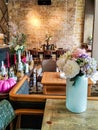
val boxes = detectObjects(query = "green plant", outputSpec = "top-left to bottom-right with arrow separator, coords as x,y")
10,33 -> 26,53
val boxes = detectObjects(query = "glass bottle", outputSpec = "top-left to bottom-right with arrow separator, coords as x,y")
17,50 -> 23,71
1,61 -> 6,76
33,68 -> 38,92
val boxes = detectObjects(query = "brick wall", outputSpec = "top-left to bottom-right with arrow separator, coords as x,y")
74,0 -> 85,47
8,0 -> 85,50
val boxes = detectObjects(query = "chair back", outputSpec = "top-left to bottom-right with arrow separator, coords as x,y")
42,59 -> 56,72
29,49 -> 39,58
0,99 -> 15,129
43,50 -> 52,59
56,49 -> 66,59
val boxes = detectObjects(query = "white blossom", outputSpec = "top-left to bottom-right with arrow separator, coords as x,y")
63,60 -> 80,78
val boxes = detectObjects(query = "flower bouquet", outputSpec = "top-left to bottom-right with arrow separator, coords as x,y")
57,48 -> 97,82
9,33 -> 26,53
8,22 -> 27,54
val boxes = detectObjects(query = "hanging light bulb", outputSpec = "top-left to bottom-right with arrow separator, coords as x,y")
5,0 -> 8,4
5,0 -> 15,5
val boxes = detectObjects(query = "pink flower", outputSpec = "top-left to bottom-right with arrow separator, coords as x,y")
72,48 -> 86,58
22,57 -> 26,63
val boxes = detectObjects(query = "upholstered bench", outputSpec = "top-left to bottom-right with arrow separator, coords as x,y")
0,99 -> 41,130
9,75 -> 45,129
10,75 -> 45,109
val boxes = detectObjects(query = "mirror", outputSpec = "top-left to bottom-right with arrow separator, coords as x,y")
83,0 -> 94,52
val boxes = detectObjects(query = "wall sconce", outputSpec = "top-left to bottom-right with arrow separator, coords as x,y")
5,0 -> 15,6
38,0 -> 51,5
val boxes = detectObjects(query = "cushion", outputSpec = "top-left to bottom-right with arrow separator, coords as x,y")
0,99 -> 15,129
16,80 -> 29,94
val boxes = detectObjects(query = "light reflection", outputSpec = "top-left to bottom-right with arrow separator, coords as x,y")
26,11 -> 41,28
29,16 -> 40,27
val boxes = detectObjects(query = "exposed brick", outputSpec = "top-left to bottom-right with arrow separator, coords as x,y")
8,0 -> 85,50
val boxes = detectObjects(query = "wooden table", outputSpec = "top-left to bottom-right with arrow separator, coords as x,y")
41,72 -> 66,95
38,50 -> 56,54
41,99 -> 98,130
41,72 -> 93,96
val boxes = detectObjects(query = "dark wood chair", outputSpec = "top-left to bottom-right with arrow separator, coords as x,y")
43,50 -> 52,59
29,49 -> 40,65
56,49 -> 66,59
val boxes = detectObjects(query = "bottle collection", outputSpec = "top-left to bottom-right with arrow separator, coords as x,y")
0,50 -> 43,94
0,50 -> 34,81
29,67 -> 43,94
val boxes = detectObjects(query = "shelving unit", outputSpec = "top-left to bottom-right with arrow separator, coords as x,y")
0,47 -> 9,67
0,0 -> 9,43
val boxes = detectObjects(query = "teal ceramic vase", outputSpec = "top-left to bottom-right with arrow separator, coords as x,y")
66,75 -> 88,113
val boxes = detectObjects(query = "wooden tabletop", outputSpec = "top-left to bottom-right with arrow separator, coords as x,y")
41,72 -> 66,95
41,72 -> 93,85
41,72 -> 66,85
41,99 -> 98,130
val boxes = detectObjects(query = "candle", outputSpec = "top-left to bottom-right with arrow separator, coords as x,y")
14,54 -> 17,64
25,63 -> 29,74
0,33 -> 4,44
7,52 -> 10,68
18,50 -> 23,71
18,50 -> 21,63
0,33 -> 4,39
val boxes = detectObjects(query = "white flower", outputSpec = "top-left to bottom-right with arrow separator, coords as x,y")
56,51 -> 71,71
63,60 -> 80,78
20,45 -> 24,49
15,45 -> 20,51
56,58 -> 66,71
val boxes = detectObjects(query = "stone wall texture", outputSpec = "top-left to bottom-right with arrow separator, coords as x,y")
8,0 -> 85,50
